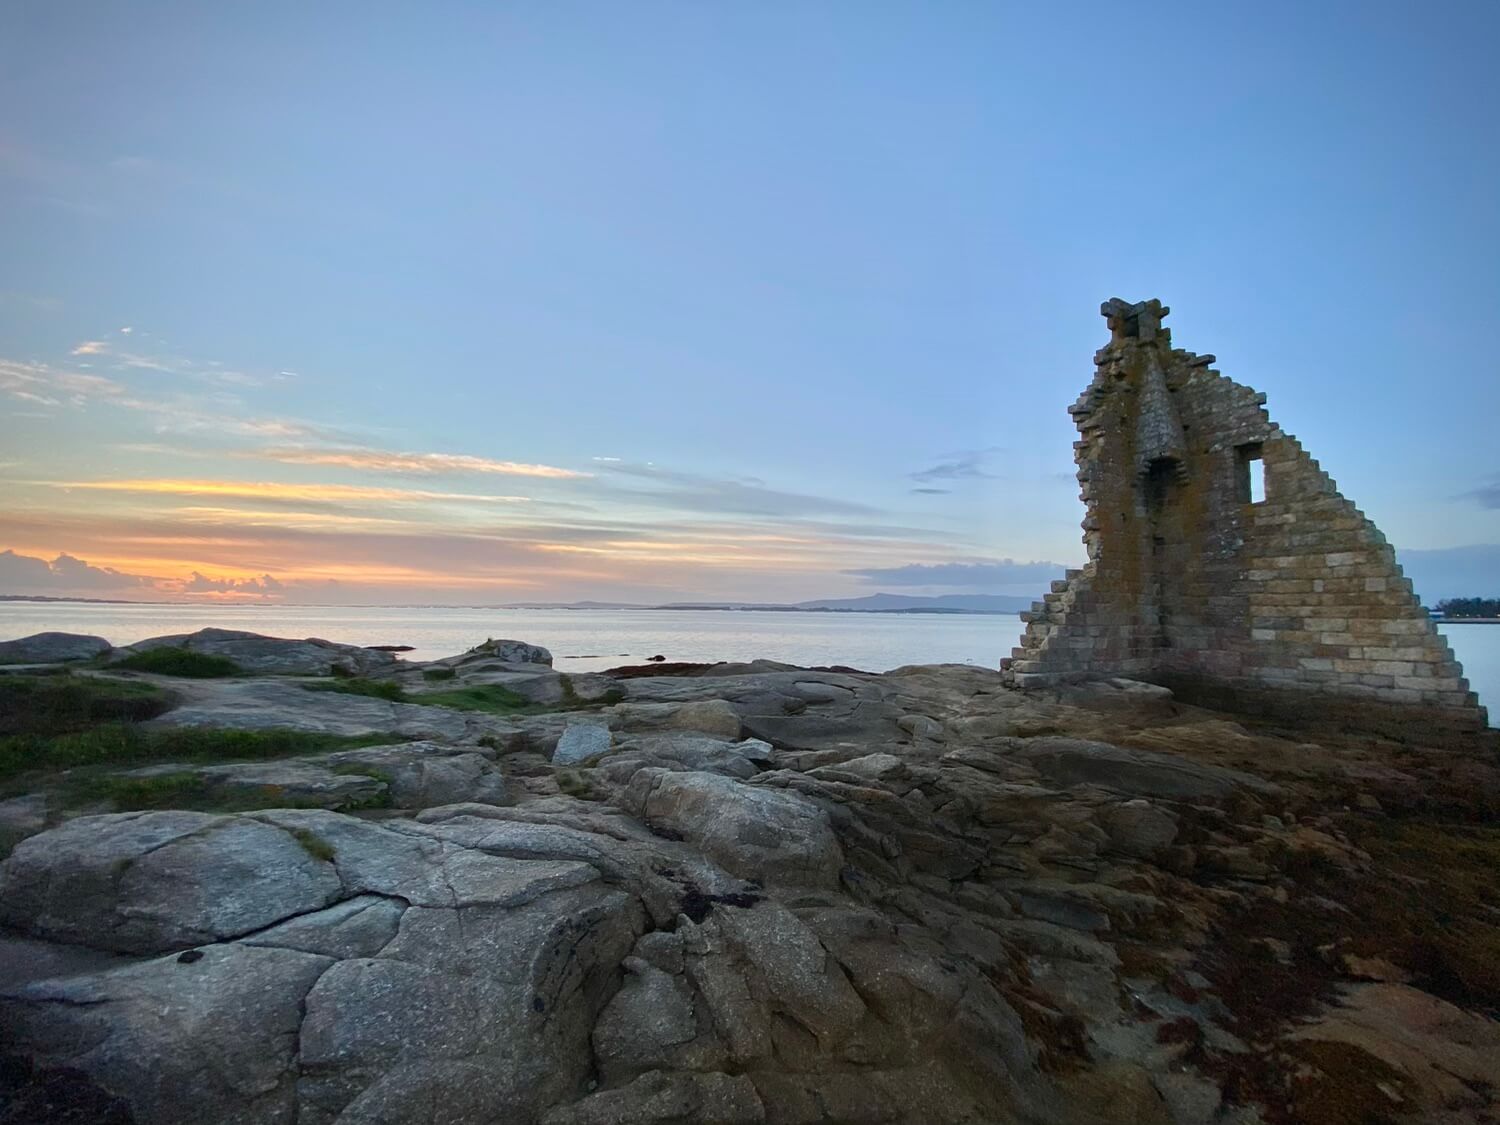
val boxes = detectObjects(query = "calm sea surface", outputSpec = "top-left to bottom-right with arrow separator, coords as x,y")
3,602 -> 1496,722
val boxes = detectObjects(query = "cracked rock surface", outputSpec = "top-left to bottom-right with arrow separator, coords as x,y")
2,638 -> 1500,1124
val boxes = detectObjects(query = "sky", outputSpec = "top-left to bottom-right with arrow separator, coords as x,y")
2,1 -> 1498,606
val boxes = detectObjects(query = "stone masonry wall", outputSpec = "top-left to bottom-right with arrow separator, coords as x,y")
1003,299 -> 1488,742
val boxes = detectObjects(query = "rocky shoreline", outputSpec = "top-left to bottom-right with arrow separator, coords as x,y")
1,628 -> 1498,1124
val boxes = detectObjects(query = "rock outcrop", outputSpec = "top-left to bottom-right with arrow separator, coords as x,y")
2,634 -> 1498,1124
0,631 -> 111,664
107,627 -> 401,676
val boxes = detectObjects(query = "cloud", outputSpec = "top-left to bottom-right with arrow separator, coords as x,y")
597,461 -> 877,518
0,548 -> 293,600
120,326 -> 133,334
909,447 -> 1004,484
0,549 -> 149,593
843,558 -> 1068,589
0,359 -> 127,407
70,340 -> 109,356
46,479 -> 534,506
911,487 -> 951,495
0,355 -> 336,438
1461,477 -> 1500,509
253,446 -> 591,479
181,571 -> 283,594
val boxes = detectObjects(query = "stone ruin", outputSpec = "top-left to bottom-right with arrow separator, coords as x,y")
1003,297 -> 1488,743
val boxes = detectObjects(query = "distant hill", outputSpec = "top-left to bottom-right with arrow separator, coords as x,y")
793,593 -> 1033,614
646,593 -> 1035,615
503,593 -> 1036,615
498,601 -> 640,610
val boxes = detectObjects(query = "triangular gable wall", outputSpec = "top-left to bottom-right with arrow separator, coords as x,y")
1003,299 -> 1487,743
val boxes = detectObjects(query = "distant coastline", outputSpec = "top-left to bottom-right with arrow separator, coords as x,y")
0,594 -> 173,606
11,592 -> 1500,622
0,593 -> 1030,616
0,591 -> 1026,618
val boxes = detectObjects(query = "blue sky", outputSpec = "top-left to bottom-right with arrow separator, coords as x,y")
2,1 -> 1497,604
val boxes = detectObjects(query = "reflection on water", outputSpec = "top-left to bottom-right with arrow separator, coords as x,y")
1,602 -> 1494,724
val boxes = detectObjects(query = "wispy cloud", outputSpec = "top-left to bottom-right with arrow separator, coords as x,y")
911,487 -> 951,495
0,358 -> 127,407
252,446 -> 591,479
40,478 -> 535,505
1460,475 -> 1500,509
596,461 -> 877,518
64,336 -> 272,388
0,334 -> 985,603
1,354 -> 313,442
909,446 -> 1004,484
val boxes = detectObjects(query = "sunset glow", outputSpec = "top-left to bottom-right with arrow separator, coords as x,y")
2,5 -> 1496,608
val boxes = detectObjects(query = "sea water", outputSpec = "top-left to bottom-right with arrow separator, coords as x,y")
2,601 -> 1495,722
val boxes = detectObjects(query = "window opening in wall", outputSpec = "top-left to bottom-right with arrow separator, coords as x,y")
1236,443 -> 1266,504
1144,459 -> 1177,511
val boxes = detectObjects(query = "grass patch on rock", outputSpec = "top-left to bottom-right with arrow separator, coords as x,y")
0,673 -> 171,738
65,770 -> 214,810
421,666 -> 456,682
1,722 -> 406,792
0,670 -> 414,801
111,647 -> 242,678
555,767 -> 606,801
304,677 -> 406,702
306,675 -> 623,715
289,826 -> 336,862
409,684 -> 536,713
62,762 -> 399,814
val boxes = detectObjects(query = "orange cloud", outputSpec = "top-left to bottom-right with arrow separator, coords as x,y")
253,447 -> 591,479
45,479 -> 535,505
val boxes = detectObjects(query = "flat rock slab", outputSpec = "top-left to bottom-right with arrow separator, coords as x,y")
102,741 -> 508,811
611,700 -> 742,739
0,810 -> 345,953
146,678 -> 496,740
0,808 -> 643,1124
619,768 -> 843,889
594,734 -> 775,784
553,723 -> 614,766
1011,736 -> 1281,799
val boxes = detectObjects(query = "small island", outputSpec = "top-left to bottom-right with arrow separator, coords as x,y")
1435,597 -> 1500,623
